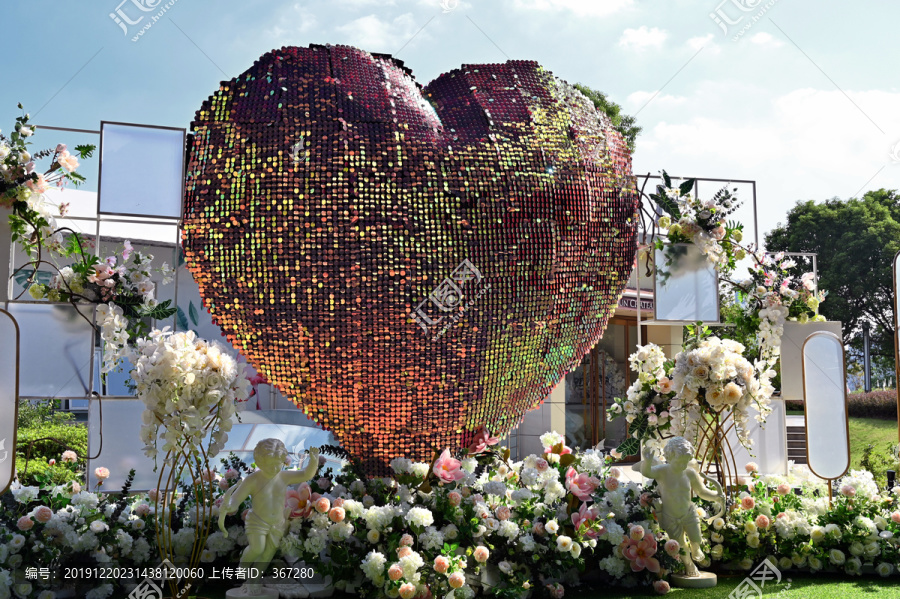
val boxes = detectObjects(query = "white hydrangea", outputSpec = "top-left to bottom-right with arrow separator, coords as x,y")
70,492 -> 100,510
579,451 -> 604,474
543,480 -> 565,503
361,551 -> 387,581
405,507 -> 434,528
539,431 -> 565,449
399,551 -> 425,580
10,486 -> 39,504
390,458 -> 411,474
840,470 -> 880,501
483,481 -> 507,498
206,531 -> 235,554
599,555 -> 628,578
510,488 -> 534,505
419,527 -> 445,551
498,520 -> 519,539
409,462 -> 430,479
601,520 -> 625,546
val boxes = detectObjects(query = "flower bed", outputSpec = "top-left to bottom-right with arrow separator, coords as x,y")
2,436 -> 900,599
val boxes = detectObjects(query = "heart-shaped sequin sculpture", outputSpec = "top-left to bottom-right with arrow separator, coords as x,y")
182,45 -> 638,474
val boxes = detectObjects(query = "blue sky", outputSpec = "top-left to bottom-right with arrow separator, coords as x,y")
3,0 -> 899,241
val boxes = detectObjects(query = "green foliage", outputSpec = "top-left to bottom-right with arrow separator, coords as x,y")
15,399 -> 87,486
574,84 -> 642,152
765,189 -> 900,367
859,443 -> 899,490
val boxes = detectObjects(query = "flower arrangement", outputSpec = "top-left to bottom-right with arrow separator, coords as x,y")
606,344 -> 676,457
127,328 -> 251,461
669,336 -> 776,450
650,170 -> 745,275
736,251 -> 827,366
2,106 -> 176,374
2,445 -> 900,598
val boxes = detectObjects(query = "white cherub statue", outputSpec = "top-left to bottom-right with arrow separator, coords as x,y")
219,438 -> 320,597
637,437 -> 724,578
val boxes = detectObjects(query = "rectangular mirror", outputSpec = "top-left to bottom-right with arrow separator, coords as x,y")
653,244 -> 719,322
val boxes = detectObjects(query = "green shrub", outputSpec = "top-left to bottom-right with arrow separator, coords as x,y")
848,390 -> 899,419
15,399 -> 87,486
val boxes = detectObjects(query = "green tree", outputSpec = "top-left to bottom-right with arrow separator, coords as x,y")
574,84 -> 641,152
765,189 -> 900,372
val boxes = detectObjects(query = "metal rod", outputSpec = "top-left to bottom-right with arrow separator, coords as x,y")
33,125 -> 100,135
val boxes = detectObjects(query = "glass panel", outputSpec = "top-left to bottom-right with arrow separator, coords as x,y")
564,355 -> 592,450
654,244 -> 719,322
802,332 -> 850,480
9,303 -> 94,398
0,310 -> 18,492
99,123 -> 184,218
88,398 -> 161,491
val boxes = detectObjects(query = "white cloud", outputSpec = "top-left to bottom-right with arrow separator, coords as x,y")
749,31 -> 783,47
619,26 -> 667,50
510,0 -> 633,17
335,13 -> 426,52
632,86 -> 900,239
626,91 -> 687,108
687,33 -> 719,54
261,3 -> 319,44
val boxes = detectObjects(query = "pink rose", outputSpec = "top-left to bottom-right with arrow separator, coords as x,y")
840,485 -> 856,497
433,448 -> 465,484
397,546 -> 413,558
448,572 -> 465,589
34,506 -> 53,524
148,489 -> 159,502
535,458 -> 549,472
224,468 -> 239,480
219,478 -> 230,491
317,477 -> 331,490
461,487 -> 471,497
629,525 -> 645,541
604,477 -> 619,492
664,539 -> 680,556
547,583 -> 565,599
399,583 -> 417,599
745,462 -> 759,473
496,505 -> 511,521
640,493 -> 653,508
57,150 -> 80,173
473,545 -> 490,563
70,481 -> 81,494
134,503 -> 151,517
434,555 -> 450,574
467,426 -> 500,454
17,516 -> 34,531
61,450 -> 78,463
448,491 -> 462,507
388,564 -> 403,581
533,522 -> 545,536
654,580 -> 671,595
400,534 -> 414,547
609,468 -> 622,478
48,458 -> 56,466
94,467 -> 110,480
741,496 -> 755,510
777,483 -> 791,496
314,497 -> 331,514
328,507 -> 345,523
755,515 -> 770,529
891,512 -> 900,524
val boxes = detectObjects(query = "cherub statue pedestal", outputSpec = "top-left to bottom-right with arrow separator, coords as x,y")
634,437 -> 725,590
220,439 -> 321,599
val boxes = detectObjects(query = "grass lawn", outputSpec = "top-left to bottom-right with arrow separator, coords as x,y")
848,417 -> 898,471
194,573 -> 900,598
